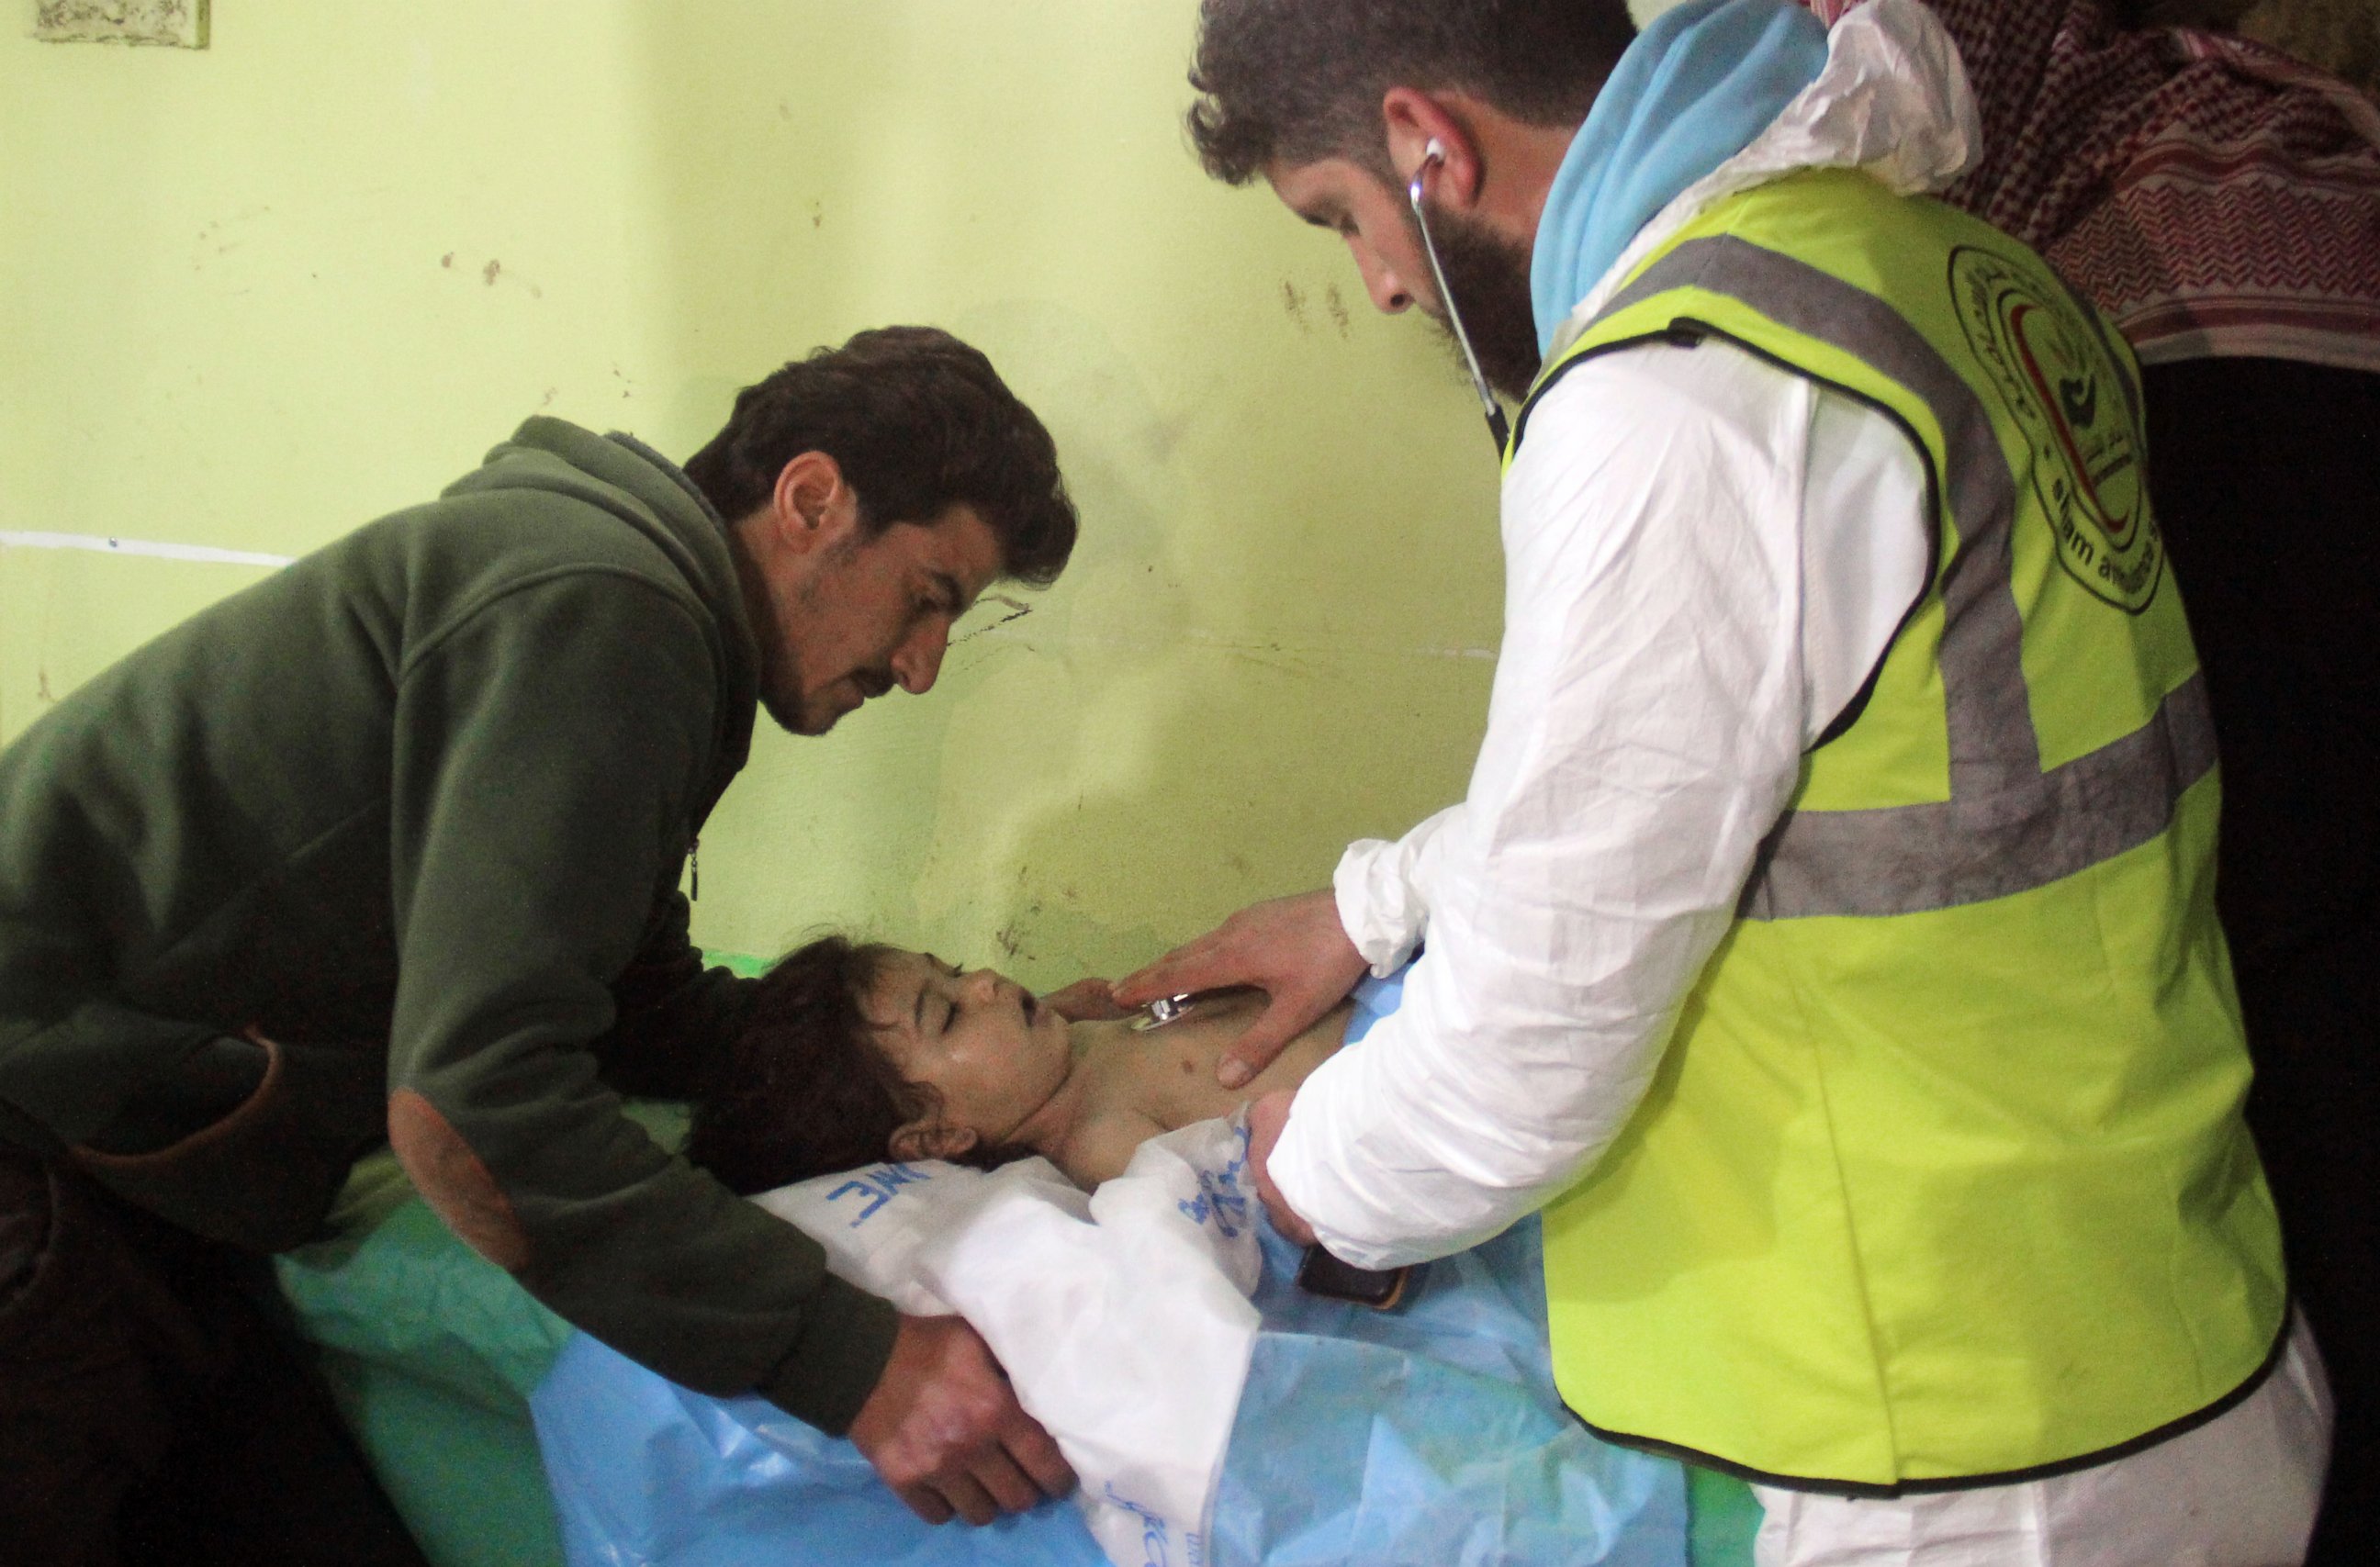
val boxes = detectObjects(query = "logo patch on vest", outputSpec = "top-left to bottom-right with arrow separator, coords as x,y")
1949,246 -> 2162,612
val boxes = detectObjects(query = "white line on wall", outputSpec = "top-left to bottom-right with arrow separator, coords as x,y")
0,532 -> 293,569
0,535 -> 1499,659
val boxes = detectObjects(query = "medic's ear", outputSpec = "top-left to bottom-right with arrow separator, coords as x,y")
1380,88 -> 1478,207
889,1118 -> 979,1164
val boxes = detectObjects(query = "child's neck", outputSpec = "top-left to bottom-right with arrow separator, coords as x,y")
1001,1021 -> 1103,1157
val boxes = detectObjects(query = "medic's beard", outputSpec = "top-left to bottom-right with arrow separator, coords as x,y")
1414,205 -> 1542,404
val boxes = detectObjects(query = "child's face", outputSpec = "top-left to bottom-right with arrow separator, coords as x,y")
861,949 -> 1073,1158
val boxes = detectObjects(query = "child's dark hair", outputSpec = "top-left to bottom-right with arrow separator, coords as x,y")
687,935 -> 1029,1195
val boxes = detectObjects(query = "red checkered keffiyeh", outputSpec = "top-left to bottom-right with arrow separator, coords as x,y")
1811,0 -> 2380,369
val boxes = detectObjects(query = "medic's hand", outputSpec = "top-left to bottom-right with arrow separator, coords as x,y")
1245,1089 -> 1317,1247
1115,889 -> 1368,1090
1040,978 -> 1133,1023
848,1315 -> 1076,1527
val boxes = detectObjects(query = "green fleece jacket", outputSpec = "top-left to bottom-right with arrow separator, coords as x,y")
0,418 -> 898,1433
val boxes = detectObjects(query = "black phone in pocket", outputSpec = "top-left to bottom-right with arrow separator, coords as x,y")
1295,1245 -> 1412,1309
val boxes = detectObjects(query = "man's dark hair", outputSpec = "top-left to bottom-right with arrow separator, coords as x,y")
1185,0 -> 1637,185
683,327 -> 1078,588
686,935 -> 1026,1194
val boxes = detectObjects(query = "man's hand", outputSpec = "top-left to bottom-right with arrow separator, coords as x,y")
1244,1089 -> 1316,1246
1115,889 -> 1368,1089
1039,977 -> 1133,1023
848,1315 -> 1076,1526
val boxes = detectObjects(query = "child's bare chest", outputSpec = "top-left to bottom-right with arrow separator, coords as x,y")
1077,993 -> 1351,1133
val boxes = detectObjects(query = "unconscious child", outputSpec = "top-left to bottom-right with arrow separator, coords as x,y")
688,936 -> 1353,1193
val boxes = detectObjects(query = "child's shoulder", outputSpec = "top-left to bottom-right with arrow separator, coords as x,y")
1050,1104 -> 1172,1190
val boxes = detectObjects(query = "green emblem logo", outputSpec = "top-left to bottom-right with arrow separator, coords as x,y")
1949,246 -> 2161,612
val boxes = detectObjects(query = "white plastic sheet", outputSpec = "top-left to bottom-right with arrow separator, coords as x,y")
756,1116 -> 1263,1567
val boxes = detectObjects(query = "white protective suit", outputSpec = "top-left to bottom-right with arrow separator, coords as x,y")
1266,2 -> 2330,1559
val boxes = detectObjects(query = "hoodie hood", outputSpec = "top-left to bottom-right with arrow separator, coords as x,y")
445,414 -> 761,801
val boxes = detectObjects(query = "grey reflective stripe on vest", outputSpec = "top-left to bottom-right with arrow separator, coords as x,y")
1575,236 -> 2215,919
1736,669 -> 2216,918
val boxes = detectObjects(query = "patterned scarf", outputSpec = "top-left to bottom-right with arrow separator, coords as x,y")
1811,0 -> 2380,370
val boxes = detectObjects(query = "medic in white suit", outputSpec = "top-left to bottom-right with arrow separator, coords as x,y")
1117,1 -> 2332,1560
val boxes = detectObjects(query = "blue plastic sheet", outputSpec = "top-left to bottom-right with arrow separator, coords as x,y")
1218,1219 -> 1687,1567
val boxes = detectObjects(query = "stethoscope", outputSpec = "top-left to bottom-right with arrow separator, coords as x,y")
1133,992 -> 1200,1031
1124,167 -> 1492,1033
1408,138 -> 1512,453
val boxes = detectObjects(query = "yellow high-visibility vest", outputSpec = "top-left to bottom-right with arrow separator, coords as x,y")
1521,167 -> 2286,1493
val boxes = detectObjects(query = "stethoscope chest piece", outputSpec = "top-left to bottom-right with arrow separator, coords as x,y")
1132,993 -> 1199,1031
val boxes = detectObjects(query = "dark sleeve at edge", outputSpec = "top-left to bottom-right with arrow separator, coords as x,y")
757,1272 -> 903,1435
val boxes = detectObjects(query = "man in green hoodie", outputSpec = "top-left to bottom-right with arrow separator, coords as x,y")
0,325 -> 1082,1563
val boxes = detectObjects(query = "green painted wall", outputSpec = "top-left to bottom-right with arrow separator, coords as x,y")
1,1 -> 1509,989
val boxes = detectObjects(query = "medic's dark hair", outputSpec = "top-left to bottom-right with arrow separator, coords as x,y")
1185,0 -> 1637,185
686,935 -> 1028,1195
683,327 -> 1078,588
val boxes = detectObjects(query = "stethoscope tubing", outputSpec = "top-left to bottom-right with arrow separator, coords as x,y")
1408,150 -> 1513,453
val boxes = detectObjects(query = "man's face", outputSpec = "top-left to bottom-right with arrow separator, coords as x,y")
761,501 -> 1005,735
1267,155 -> 1542,401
